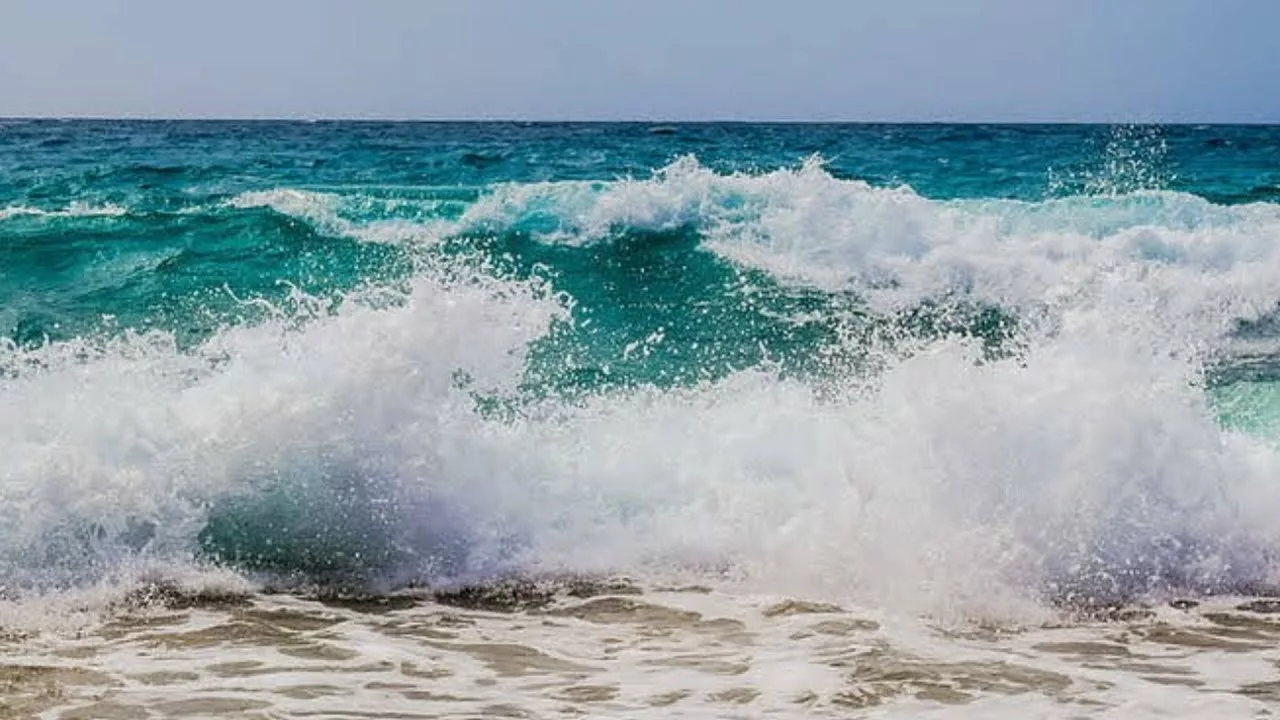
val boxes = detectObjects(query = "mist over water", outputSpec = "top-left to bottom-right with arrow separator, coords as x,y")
4,122 -> 1280,620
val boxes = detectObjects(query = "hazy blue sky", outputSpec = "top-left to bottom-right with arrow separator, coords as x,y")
1,0 -> 1277,121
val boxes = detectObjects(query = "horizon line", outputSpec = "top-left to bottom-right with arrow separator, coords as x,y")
2,115 -> 1279,126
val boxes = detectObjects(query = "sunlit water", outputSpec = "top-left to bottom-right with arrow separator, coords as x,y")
4,121 -> 1280,717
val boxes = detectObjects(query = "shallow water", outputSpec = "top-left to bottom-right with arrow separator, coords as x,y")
7,581 -> 1280,719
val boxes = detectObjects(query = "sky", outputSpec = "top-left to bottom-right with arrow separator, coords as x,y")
1,0 -> 1278,122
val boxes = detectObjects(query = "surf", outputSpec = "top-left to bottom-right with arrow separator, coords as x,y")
4,138 -> 1280,621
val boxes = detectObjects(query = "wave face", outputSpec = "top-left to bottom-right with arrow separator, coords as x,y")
4,121 -> 1280,617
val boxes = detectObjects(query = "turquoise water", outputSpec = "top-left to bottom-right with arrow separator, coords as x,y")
4,121 -> 1280,606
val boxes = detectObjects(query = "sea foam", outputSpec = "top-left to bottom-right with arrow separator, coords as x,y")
7,159 -> 1280,619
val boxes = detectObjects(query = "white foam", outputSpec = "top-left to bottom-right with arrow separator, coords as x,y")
239,158 -> 1280,333
227,188 -> 455,245
0,559 -> 253,635
0,202 -> 129,220
8,161 -> 1280,620
451,158 -> 1280,324
443,342 -> 1280,617
0,272 -> 563,591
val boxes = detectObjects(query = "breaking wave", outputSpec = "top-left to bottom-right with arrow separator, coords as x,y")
6,157 -> 1280,619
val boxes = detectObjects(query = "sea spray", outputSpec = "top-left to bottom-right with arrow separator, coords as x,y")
4,122 -> 1280,620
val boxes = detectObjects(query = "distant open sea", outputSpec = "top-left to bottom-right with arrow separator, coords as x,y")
4,121 -> 1280,718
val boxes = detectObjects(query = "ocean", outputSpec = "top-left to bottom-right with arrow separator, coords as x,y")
3,120 -> 1280,717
